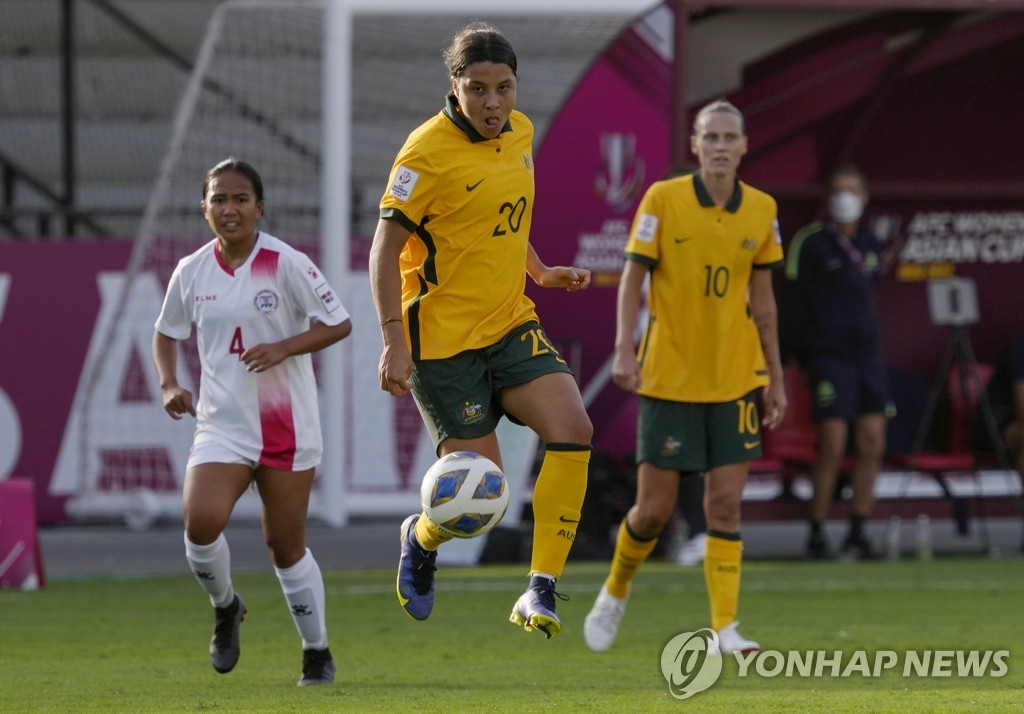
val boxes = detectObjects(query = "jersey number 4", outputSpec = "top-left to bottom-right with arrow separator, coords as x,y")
229,327 -> 246,360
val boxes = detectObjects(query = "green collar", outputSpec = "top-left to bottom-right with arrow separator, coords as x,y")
693,172 -> 743,213
443,95 -> 513,143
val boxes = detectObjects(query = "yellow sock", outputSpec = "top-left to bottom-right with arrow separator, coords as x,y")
414,512 -> 452,551
704,532 -> 743,631
604,518 -> 658,599
529,445 -> 590,579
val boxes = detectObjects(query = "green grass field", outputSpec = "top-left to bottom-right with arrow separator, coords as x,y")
1,558 -> 1022,712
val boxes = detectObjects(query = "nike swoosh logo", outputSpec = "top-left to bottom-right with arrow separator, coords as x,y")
466,179 -> 485,192
744,440 -> 761,449
674,237 -> 693,244
558,516 -> 580,523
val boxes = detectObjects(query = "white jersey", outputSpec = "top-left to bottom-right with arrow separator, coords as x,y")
155,232 -> 349,470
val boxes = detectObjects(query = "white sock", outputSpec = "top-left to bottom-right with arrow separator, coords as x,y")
184,532 -> 234,608
275,548 -> 328,650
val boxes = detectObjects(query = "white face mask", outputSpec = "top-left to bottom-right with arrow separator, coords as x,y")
828,190 -> 864,224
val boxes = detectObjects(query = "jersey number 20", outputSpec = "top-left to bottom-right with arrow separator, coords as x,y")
492,196 -> 527,237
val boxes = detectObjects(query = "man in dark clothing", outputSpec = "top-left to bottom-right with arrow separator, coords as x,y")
785,165 -> 891,560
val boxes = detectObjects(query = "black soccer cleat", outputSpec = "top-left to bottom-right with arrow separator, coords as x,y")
298,647 -> 336,686
210,594 -> 246,673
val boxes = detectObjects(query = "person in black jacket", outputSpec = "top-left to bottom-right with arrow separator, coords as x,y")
785,165 -> 892,560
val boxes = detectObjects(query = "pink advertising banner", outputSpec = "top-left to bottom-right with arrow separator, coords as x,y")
0,240 -> 132,522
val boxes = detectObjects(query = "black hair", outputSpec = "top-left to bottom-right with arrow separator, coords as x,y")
443,21 -> 517,79
828,163 -> 869,192
202,157 -> 264,202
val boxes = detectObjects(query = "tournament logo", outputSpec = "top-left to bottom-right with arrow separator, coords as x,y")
522,154 -> 533,171
635,213 -> 659,244
594,132 -> 645,214
254,289 -> 279,314
389,165 -> 420,202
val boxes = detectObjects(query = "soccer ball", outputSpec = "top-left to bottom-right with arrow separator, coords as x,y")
420,451 -> 510,539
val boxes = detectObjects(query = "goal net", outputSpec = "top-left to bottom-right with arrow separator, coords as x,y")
61,0 -> 653,527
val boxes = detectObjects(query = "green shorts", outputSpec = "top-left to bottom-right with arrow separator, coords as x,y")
410,321 -> 573,450
636,391 -> 764,473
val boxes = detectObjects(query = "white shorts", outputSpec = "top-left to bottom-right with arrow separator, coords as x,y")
187,437 -> 257,471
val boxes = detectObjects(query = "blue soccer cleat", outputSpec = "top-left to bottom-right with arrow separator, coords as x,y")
396,514 -> 437,620
509,574 -> 567,638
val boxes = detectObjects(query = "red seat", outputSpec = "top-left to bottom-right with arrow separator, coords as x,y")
751,363 -> 820,475
896,363 -> 995,536
898,363 -> 993,470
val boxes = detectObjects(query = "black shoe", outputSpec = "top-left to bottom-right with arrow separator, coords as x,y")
807,531 -> 830,560
210,594 -> 246,673
840,535 -> 877,561
298,647 -> 336,686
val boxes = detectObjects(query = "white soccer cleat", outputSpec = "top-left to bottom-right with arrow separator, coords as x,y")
709,621 -> 760,655
675,533 -> 707,566
583,585 -> 628,653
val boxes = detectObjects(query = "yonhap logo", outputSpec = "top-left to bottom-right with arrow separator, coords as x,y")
660,629 -> 722,699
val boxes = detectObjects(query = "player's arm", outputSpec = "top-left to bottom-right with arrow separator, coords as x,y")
749,268 -> 787,429
240,320 -> 352,373
369,217 -> 414,396
152,330 -> 195,419
612,258 -> 646,392
525,242 -> 590,291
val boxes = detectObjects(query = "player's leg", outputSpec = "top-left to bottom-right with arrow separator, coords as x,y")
496,324 -> 592,637
255,465 -> 334,685
583,461 -> 679,652
181,446 -> 254,674
584,396 -> 701,652
501,371 -> 592,567
675,473 -> 708,566
398,350 -> 500,620
703,392 -> 761,654
704,460 -> 759,654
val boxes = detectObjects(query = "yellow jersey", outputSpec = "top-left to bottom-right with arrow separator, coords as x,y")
379,96 -> 538,360
624,173 -> 783,403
